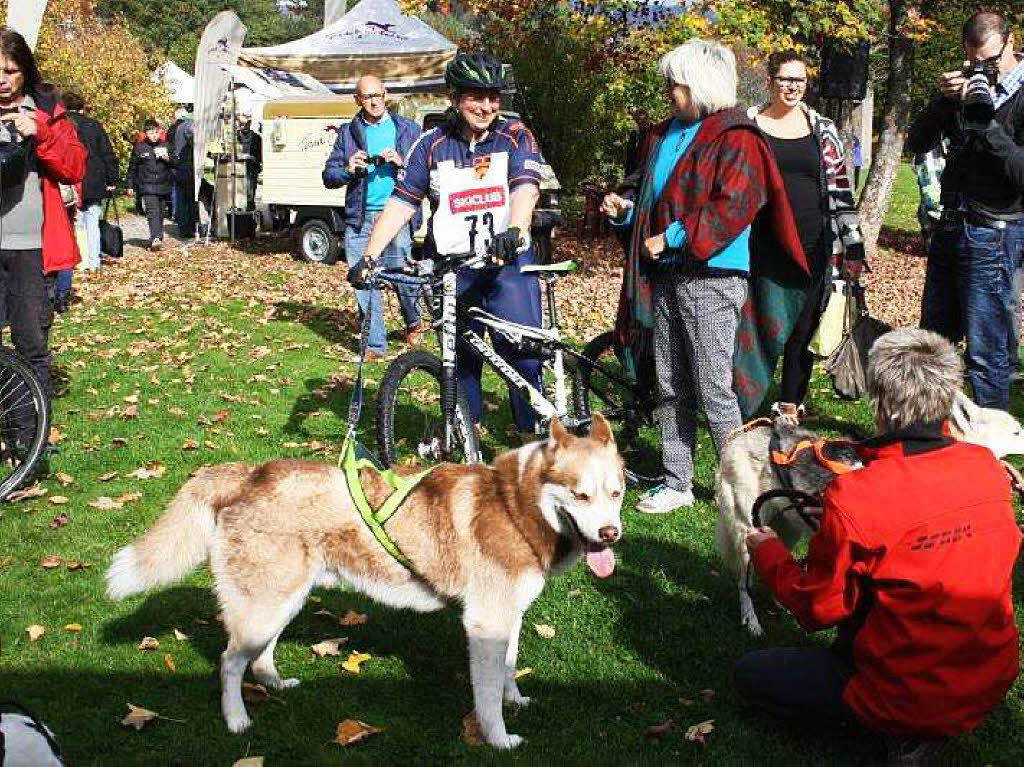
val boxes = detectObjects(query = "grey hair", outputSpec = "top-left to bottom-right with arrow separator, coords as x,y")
658,39 -> 738,117
867,328 -> 963,431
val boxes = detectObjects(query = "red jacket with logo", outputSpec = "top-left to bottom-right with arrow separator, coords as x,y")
30,89 -> 87,273
752,423 -> 1021,737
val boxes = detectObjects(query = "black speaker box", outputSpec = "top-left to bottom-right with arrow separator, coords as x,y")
227,210 -> 258,240
820,41 -> 870,101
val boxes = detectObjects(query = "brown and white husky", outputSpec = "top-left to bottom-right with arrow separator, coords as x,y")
106,416 -> 624,749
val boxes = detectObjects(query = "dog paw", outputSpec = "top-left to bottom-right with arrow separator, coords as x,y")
225,712 -> 252,733
275,677 -> 301,690
742,615 -> 764,637
504,693 -> 532,708
504,734 -> 525,749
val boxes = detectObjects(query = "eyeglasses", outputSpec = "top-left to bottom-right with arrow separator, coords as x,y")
773,76 -> 807,87
357,92 -> 385,101
972,35 -> 1009,68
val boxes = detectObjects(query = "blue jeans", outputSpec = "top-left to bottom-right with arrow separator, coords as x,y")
456,247 -> 543,432
344,210 -> 419,354
79,202 -> 102,269
960,219 -> 1024,409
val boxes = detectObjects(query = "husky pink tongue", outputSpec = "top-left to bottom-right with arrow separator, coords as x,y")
585,544 -> 615,578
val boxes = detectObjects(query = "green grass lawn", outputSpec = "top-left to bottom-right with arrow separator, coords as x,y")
1,230 -> 1022,765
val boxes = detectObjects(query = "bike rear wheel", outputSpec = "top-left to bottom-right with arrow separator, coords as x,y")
0,347 -> 50,499
376,349 -> 482,467
572,331 -> 635,424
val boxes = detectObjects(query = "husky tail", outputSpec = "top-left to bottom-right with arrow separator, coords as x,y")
106,463 -> 254,599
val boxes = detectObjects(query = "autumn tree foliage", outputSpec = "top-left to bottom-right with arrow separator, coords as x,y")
1,0 -> 172,171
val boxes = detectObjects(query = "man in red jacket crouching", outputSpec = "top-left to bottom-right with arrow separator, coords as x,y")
738,327 -> 1021,764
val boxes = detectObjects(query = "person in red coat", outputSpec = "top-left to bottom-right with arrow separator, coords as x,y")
0,28 -> 86,447
739,327 -> 1021,764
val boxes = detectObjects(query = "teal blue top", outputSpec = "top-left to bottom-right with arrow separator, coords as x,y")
364,113 -> 399,211
615,117 -> 751,273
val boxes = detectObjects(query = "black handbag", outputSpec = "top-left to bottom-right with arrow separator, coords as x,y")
824,285 -> 892,400
100,196 -> 124,258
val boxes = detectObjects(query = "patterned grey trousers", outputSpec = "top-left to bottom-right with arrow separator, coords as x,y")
653,273 -> 747,492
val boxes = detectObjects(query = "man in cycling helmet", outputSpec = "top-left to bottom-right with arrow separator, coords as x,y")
361,50 -> 545,441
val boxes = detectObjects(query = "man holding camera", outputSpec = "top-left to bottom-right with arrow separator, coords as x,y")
908,11 -> 1024,410
323,75 -> 424,361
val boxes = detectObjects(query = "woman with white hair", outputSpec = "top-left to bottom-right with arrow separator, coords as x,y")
602,39 -> 807,513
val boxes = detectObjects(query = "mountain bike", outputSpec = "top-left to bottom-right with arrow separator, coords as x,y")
0,347 -> 50,499
363,251 -> 659,481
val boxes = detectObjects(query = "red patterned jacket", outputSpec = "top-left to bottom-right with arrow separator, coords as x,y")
753,423 -> 1021,737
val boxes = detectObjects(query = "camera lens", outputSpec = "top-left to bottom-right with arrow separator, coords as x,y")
962,73 -> 995,132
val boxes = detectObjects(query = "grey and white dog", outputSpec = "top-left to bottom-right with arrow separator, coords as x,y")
715,391 -> 1024,636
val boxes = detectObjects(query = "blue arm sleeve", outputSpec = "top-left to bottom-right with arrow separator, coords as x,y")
322,130 -> 352,189
665,220 -> 687,249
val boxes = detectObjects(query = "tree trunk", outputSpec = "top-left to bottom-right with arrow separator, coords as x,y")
858,0 -> 916,255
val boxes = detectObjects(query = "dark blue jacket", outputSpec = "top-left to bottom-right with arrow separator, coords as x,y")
322,111 -> 422,231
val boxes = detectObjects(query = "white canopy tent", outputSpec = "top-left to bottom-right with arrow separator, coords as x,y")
221,65 -> 332,123
152,60 -> 196,105
238,0 -> 457,93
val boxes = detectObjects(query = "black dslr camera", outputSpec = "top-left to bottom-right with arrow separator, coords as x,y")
961,60 -> 1000,133
354,154 -> 388,178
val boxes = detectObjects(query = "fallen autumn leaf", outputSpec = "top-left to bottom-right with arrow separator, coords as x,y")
311,637 -> 348,657
338,609 -> 368,626
534,623 -> 556,639
333,719 -> 382,747
341,651 -> 372,674
138,636 -> 160,651
26,624 -> 45,642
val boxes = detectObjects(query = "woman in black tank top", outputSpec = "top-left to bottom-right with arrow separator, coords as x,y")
751,50 -> 864,423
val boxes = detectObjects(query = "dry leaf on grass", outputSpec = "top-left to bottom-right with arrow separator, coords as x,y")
48,427 -> 64,445
39,555 -> 62,568
311,638 -> 348,657
333,719 -> 382,747
313,608 -> 336,620
181,438 -> 198,451
122,404 -> 139,420
89,496 -> 123,510
533,623 -> 556,639
460,711 -> 483,746
115,492 -> 143,504
121,704 -> 159,730
128,463 -> 166,480
514,667 -> 533,680
232,758 -> 264,767
241,682 -> 273,704
164,653 -> 176,672
644,719 -> 675,739
341,651 -> 372,674
138,636 -> 160,651
338,609 -> 367,626
64,623 -> 82,633
66,560 -> 92,571
26,624 -> 45,642
98,471 -> 118,482
54,472 -> 74,486
685,719 -> 715,745
8,484 -> 47,502
49,514 -> 69,530
49,496 -> 69,505
173,628 -> 189,642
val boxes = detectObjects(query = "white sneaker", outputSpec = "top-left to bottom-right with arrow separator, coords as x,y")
635,484 -> 694,514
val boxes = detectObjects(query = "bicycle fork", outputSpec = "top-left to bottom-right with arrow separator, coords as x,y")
440,270 -> 458,455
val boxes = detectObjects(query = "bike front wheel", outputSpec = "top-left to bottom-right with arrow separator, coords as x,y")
0,347 -> 50,499
375,349 -> 482,468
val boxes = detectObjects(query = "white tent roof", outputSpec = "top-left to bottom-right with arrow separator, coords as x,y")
152,60 -> 196,104
238,0 -> 456,90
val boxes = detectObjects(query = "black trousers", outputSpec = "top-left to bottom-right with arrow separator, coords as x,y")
142,194 -> 165,242
0,248 -> 52,444
734,646 -> 854,726
780,249 -> 830,405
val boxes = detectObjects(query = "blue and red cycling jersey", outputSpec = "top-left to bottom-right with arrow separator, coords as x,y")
392,116 -> 544,211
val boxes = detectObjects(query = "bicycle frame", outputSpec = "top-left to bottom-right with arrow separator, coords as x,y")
373,257 -> 648,459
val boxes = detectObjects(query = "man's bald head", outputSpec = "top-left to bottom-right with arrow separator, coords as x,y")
355,75 -> 387,121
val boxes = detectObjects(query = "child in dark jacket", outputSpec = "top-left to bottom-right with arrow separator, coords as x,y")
127,119 -> 173,250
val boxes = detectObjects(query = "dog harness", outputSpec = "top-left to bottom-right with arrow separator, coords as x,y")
341,436 -> 433,570
751,428 -> 859,530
